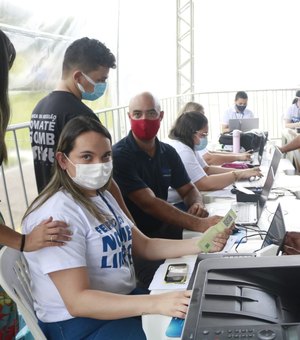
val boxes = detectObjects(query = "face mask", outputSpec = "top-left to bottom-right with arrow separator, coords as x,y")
130,118 -> 161,140
236,105 -> 246,113
194,136 -> 208,151
77,73 -> 107,101
65,155 -> 113,190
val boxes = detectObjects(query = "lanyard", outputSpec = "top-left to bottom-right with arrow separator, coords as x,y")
235,111 -> 244,119
97,190 -> 122,236
97,191 -> 133,271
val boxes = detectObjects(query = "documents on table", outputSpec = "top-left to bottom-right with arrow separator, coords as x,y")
148,236 -> 238,291
148,256 -> 197,291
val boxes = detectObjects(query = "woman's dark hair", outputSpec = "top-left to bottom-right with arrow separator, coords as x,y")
0,30 -> 16,164
169,111 -> 208,149
23,115 -> 112,222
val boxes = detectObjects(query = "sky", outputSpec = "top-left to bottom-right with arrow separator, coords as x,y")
193,0 -> 300,92
118,0 -> 300,101
3,0 -> 300,104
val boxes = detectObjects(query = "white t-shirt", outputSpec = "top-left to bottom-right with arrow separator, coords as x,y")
197,147 -> 209,157
284,103 -> 300,122
222,105 -> 254,124
23,190 -> 135,322
166,139 -> 208,204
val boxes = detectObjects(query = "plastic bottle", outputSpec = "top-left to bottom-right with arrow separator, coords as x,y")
233,129 -> 241,153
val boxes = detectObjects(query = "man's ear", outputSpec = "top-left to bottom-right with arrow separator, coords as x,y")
159,111 -> 164,121
73,70 -> 82,83
56,152 -> 68,170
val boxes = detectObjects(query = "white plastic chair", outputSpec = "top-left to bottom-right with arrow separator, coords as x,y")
0,247 -> 46,340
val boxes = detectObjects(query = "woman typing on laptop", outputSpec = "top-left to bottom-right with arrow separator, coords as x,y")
178,101 -> 253,166
167,111 -> 262,199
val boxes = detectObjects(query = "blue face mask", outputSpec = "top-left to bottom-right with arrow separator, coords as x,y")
194,136 -> 208,151
77,73 -> 107,101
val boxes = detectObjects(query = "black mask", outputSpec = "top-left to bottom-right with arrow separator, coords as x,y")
236,105 -> 246,113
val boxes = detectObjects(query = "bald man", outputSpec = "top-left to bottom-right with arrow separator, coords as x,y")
112,92 -> 223,288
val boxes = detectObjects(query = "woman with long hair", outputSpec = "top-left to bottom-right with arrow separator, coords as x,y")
167,111 -> 262,203
22,115 -> 230,340
178,101 -> 253,165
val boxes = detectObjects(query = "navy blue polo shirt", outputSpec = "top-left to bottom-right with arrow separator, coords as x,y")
112,131 -> 191,237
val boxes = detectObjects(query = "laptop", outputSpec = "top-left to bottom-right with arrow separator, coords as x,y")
188,202 -> 286,281
232,166 -> 275,225
260,203 -> 286,249
228,117 -> 259,132
270,145 -> 282,178
237,145 -> 282,189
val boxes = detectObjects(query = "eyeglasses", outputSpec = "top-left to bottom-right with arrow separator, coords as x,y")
194,131 -> 208,138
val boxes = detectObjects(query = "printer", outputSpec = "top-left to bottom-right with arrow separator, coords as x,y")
182,256 -> 300,340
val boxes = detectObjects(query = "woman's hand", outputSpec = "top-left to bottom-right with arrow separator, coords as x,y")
209,227 -> 232,253
236,167 -> 263,180
24,216 -> 72,252
238,150 -> 253,161
151,290 -> 192,319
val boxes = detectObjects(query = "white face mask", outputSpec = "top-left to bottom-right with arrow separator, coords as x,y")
65,155 -> 113,190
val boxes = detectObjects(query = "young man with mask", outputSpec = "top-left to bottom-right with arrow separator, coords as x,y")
112,92 -> 226,288
30,37 -> 132,219
221,91 -> 254,133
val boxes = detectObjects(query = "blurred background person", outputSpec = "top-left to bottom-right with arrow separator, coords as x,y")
221,91 -> 254,133
178,101 -> 252,165
284,90 -> 300,129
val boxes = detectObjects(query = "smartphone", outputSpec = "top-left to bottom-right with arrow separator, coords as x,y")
164,263 -> 188,284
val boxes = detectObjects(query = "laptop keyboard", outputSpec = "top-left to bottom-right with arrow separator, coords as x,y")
232,202 -> 257,224
236,204 -> 252,221
237,176 -> 265,188
248,176 -> 264,187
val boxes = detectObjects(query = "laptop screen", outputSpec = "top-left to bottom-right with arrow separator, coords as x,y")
270,146 -> 282,177
257,166 -> 274,218
228,118 -> 259,131
261,203 -> 286,248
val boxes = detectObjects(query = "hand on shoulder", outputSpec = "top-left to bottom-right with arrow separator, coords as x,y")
24,216 -> 72,252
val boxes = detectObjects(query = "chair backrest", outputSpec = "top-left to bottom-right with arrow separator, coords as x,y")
0,247 -> 46,340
